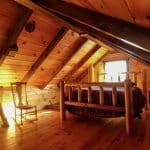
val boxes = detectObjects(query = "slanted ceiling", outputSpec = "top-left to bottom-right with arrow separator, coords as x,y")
64,0 -> 150,29
0,0 -> 149,88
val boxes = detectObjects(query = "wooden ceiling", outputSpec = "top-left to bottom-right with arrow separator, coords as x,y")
0,0 -> 149,87
64,0 -> 150,29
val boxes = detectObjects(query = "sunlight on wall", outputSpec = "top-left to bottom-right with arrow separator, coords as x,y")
2,100 -> 15,128
3,101 -> 15,118
0,69 -> 18,87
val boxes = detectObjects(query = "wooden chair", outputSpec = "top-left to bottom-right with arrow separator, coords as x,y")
11,82 -> 37,125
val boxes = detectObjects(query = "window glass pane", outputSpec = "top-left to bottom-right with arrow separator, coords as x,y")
104,60 -> 127,82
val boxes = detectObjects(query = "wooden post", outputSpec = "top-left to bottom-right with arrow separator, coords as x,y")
88,66 -> 93,82
78,86 -> 81,102
99,86 -> 104,105
88,86 -> 92,103
126,72 -> 129,80
91,64 -> 95,82
133,73 -> 137,85
68,86 -> 72,102
124,79 -> 134,135
142,69 -> 148,109
112,86 -> 117,116
60,81 -> 66,121
147,90 -> 150,109
112,86 -> 117,106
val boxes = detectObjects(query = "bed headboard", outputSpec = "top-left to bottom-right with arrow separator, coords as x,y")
99,70 -> 147,99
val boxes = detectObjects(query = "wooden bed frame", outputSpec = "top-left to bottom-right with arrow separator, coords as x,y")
60,70 -> 147,135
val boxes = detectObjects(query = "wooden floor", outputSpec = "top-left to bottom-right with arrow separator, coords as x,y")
0,109 -> 150,150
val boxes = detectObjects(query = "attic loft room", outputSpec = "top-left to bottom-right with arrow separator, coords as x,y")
0,0 -> 150,149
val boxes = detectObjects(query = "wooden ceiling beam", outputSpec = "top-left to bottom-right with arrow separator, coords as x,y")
14,0 -> 80,32
0,6 -> 32,64
42,37 -> 87,88
21,27 -> 68,82
50,13 -> 150,65
93,51 -> 110,67
17,0 -> 150,65
31,0 -> 150,50
15,0 -> 150,65
64,44 -> 100,82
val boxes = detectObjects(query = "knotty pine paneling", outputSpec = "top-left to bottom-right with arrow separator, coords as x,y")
0,0 -> 62,87
64,0 -> 134,23
125,0 -> 150,29
129,58 -> 150,89
28,31 -> 80,85
51,40 -> 96,83
72,47 -> 108,81
0,64 -> 30,71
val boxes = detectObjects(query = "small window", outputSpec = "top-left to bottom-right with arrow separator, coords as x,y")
104,60 -> 127,82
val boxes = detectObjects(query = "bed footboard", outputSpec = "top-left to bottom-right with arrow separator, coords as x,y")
60,80 -> 134,135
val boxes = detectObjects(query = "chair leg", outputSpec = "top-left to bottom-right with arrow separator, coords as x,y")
21,109 -> 23,125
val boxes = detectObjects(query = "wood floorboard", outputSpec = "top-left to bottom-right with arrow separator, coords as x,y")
0,110 -> 150,150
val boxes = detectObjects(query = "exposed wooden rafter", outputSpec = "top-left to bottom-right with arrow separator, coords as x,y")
0,6 -> 32,65
42,37 -> 87,88
15,0 -> 150,65
93,51 -> 110,67
72,50 -> 109,82
14,0 -> 80,32
64,45 -> 100,82
75,69 -> 88,82
21,27 -> 68,82
32,0 -> 150,50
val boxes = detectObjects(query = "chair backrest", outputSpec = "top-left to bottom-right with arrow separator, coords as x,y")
11,82 -> 28,106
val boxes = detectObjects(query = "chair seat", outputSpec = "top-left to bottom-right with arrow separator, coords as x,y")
16,104 -> 35,109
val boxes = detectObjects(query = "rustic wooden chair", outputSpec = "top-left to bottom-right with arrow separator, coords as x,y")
11,82 -> 37,125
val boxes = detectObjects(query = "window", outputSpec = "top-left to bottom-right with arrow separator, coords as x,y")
104,60 -> 127,82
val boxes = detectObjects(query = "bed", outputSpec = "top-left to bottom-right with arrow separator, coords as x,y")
60,71 -> 147,135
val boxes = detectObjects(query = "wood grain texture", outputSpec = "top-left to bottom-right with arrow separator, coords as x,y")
51,40 -> 96,84
15,0 -> 150,65
125,0 -> 150,29
64,45 -> 100,81
72,48 -> 107,81
65,0 -> 134,23
0,6 -> 32,64
21,27 -> 68,82
1,110 -> 150,150
42,37 -> 87,88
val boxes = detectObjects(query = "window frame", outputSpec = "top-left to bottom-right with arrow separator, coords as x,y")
103,59 -> 129,82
